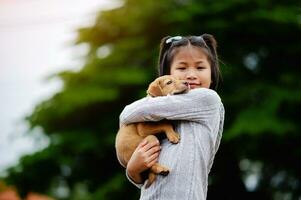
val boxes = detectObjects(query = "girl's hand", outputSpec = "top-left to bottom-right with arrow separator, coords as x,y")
126,139 -> 161,184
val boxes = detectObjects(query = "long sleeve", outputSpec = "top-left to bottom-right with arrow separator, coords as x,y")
119,88 -> 225,199
126,170 -> 143,189
119,88 -> 221,126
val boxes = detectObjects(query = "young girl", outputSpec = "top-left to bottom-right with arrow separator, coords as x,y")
119,34 -> 224,200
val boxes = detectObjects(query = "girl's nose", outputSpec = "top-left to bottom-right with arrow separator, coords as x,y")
186,69 -> 197,79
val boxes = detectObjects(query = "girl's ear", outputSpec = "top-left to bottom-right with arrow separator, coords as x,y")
202,34 -> 218,61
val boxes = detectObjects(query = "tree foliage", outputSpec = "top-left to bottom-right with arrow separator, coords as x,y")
3,0 -> 301,199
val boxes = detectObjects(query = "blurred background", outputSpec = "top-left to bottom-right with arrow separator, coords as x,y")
0,0 -> 301,199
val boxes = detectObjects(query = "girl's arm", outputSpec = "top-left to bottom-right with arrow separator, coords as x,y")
120,88 -> 221,125
120,88 -> 222,188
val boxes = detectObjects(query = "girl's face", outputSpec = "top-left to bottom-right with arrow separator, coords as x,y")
170,45 -> 212,89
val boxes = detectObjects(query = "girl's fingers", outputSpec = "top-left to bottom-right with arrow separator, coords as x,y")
137,139 -> 148,148
147,153 -> 159,167
133,139 -> 161,169
145,145 -> 161,157
147,152 -> 159,163
141,140 -> 160,152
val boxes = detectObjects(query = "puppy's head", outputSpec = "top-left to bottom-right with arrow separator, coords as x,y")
147,75 -> 189,97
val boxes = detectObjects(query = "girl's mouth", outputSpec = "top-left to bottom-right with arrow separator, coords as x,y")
188,83 -> 201,89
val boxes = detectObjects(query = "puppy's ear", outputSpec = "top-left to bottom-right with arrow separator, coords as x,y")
147,80 -> 163,97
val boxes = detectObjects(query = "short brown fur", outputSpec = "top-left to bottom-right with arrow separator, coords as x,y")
115,75 -> 189,188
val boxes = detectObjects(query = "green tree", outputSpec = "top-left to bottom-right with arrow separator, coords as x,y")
4,0 -> 301,199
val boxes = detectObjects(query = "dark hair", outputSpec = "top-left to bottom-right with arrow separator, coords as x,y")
158,34 -> 221,90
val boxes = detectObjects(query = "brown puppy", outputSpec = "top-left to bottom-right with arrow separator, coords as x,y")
115,75 -> 189,188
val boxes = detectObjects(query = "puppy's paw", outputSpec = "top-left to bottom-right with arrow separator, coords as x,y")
168,133 -> 180,144
151,164 -> 170,176
159,169 -> 169,176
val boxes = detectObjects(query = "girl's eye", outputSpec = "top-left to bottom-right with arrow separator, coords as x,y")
177,67 -> 186,70
197,66 -> 205,70
166,80 -> 173,85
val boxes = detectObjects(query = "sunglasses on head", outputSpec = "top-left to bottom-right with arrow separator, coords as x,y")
165,35 -> 206,45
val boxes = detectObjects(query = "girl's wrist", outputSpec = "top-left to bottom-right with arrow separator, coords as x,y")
127,168 -> 143,184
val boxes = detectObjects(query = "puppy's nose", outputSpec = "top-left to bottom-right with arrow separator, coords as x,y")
184,82 -> 189,86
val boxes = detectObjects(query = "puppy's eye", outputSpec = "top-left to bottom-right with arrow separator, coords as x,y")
166,80 -> 173,85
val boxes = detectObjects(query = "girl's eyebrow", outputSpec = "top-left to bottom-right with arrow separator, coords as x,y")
176,60 -> 205,64
177,61 -> 188,65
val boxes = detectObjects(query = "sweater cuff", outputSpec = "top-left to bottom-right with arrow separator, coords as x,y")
126,169 -> 143,189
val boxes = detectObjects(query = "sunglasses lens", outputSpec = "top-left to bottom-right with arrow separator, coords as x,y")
165,36 -> 183,44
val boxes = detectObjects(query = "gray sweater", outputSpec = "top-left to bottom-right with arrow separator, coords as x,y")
119,88 -> 225,200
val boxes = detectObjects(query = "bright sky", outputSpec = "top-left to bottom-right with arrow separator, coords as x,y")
0,0 -> 120,175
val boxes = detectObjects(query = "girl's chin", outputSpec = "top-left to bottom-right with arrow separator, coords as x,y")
189,85 -> 201,89
189,85 -> 210,90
